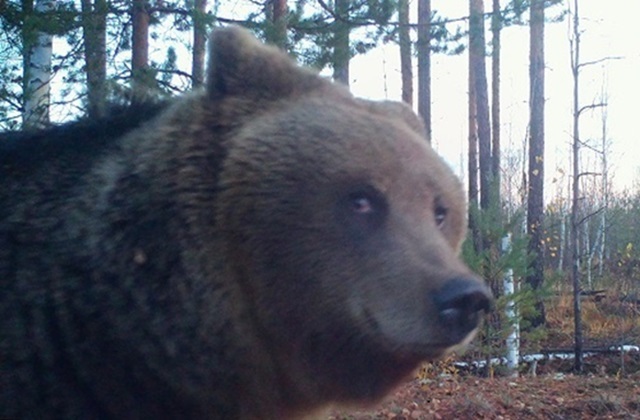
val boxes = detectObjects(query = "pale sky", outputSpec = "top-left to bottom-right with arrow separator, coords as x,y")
349,1 -> 640,196
47,1 -> 640,197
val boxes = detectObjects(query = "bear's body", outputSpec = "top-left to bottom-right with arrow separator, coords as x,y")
0,27 -> 490,419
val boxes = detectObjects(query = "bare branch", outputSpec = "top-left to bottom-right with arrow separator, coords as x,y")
156,79 -> 187,94
576,171 -> 601,180
1,94 -> 22,112
578,102 -> 606,116
314,0 -> 338,20
577,205 -> 606,226
151,7 -> 255,26
576,139 -> 604,154
578,56 -> 623,69
155,67 -> 193,81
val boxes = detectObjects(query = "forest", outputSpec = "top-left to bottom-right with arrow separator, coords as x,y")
1,0 -> 640,417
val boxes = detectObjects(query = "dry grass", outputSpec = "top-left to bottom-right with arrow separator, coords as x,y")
545,290 -> 640,347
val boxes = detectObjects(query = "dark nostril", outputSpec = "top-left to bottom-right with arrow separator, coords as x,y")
434,278 -> 492,339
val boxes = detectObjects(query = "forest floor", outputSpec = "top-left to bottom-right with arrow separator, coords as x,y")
331,290 -> 640,419
330,355 -> 640,419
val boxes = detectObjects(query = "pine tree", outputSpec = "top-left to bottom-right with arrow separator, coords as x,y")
527,0 -> 546,328
398,0 -> 412,105
417,0 -> 430,139
81,0 -> 107,118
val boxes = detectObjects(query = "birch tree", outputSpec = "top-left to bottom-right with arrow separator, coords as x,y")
597,100 -> 609,277
23,0 -> 57,129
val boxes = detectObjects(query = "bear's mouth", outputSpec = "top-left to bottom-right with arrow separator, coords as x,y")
386,340 -> 460,363
360,306 -> 476,362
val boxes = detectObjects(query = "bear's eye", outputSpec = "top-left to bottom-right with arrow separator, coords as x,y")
347,188 -> 386,217
435,202 -> 448,228
338,185 -> 388,235
349,195 -> 374,215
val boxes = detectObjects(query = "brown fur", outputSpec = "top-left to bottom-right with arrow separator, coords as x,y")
0,26 -> 490,419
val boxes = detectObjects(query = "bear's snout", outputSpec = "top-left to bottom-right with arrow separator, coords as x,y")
433,278 -> 492,344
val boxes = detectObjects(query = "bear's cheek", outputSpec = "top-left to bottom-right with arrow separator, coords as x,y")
332,218 -> 471,348
342,254 -> 442,346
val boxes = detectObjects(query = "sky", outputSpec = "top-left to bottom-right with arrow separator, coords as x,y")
46,0 -> 640,197
349,1 -> 640,196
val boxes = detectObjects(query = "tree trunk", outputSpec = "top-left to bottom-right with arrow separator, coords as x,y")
503,234 -> 519,377
266,0 -> 288,49
191,0 -> 208,87
21,0 -> 34,127
332,0 -> 350,85
81,0 -> 107,118
526,0 -> 546,328
469,0 -> 492,211
570,0 -> 583,372
491,0 -> 501,189
468,53 -> 479,251
131,0 -> 150,103
398,0 -> 412,105
558,213 -> 565,272
585,219 -> 592,288
598,102 -> 608,277
23,0 -> 56,129
417,0 -> 431,140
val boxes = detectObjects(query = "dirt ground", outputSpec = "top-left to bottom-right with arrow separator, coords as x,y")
330,353 -> 640,419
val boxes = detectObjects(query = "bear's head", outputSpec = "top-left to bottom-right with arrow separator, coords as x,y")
208,27 -> 492,411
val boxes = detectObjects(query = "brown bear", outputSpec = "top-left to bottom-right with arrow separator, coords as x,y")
0,26 -> 491,419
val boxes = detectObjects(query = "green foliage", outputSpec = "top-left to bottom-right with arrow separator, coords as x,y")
154,46 -> 191,96
280,0 -> 399,70
462,198 -> 550,368
498,0 -> 566,26
543,186 -> 640,290
0,25 -> 22,129
0,0 -> 81,128
430,12 -> 466,55
3,0 -> 78,40
0,0 -> 571,131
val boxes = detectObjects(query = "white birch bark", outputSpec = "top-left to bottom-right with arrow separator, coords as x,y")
23,0 -> 57,129
503,234 -> 519,376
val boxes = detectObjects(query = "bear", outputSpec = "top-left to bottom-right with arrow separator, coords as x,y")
0,26 -> 491,419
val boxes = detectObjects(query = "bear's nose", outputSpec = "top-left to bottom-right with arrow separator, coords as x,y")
433,278 -> 492,342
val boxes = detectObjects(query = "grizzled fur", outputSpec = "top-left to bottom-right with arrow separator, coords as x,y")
1,27 -> 490,419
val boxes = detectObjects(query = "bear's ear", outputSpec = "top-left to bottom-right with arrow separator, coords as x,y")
207,26 -> 325,101
358,100 -> 428,140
